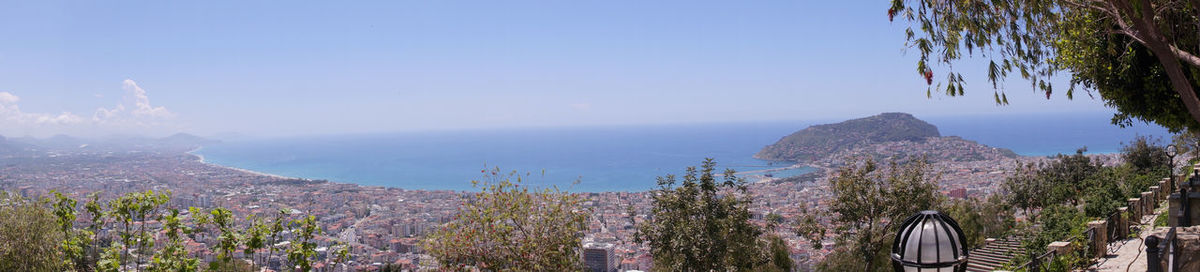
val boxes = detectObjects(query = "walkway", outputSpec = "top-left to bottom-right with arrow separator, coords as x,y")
1093,203 -> 1168,271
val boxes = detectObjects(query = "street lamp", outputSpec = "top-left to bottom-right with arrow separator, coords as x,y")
1167,145 -> 1177,189
891,210 -> 969,272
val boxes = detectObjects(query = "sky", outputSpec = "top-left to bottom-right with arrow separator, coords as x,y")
0,1 -> 1141,138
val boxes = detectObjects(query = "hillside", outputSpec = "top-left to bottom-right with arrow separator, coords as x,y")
755,112 -> 941,162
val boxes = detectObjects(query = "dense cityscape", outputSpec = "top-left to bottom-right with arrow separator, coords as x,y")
0,132 -> 1120,271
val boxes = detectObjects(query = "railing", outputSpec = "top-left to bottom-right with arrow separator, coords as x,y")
1105,210 -> 1124,252
1018,234 -> 1092,272
1014,172 -> 1178,272
1023,250 -> 1057,272
1146,226 -> 1179,272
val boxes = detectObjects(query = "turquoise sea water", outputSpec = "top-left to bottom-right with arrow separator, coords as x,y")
195,112 -> 1172,192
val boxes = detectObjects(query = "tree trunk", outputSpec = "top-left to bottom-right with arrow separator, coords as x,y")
1156,48 -> 1200,125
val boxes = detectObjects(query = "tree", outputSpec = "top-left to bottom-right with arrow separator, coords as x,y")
795,157 -> 942,272
108,190 -> 170,272
0,191 -> 64,272
149,209 -> 200,272
287,214 -> 321,272
51,191 -> 91,271
634,159 -> 791,271
1039,149 -> 1103,206
193,206 -> 250,272
423,168 -> 589,271
1121,135 -> 1169,175
1001,148 -> 1102,218
944,196 -> 1016,247
1173,129 -> 1200,162
1001,161 -> 1046,216
888,0 -> 1200,132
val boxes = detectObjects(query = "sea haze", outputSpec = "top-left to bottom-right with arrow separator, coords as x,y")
195,112 -> 1172,192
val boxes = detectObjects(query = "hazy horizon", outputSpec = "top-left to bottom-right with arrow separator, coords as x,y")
0,1 -> 1155,138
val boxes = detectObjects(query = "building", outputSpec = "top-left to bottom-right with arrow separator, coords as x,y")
582,242 -> 618,272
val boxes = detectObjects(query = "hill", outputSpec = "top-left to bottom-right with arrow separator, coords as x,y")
0,135 -> 37,157
755,112 -> 941,162
0,133 -> 219,157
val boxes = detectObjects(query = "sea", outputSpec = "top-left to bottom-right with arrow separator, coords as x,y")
193,112 -> 1173,192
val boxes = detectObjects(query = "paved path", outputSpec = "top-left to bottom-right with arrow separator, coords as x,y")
1093,205 -> 1167,272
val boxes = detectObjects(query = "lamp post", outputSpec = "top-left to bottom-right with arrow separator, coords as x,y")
1177,144 -> 1194,227
1167,145 -> 1177,189
891,210 -> 968,272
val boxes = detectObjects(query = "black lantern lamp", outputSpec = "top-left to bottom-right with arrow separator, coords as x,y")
1167,144 -> 1178,186
891,210 -> 969,272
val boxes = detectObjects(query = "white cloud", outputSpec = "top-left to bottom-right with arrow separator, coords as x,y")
123,79 -> 173,119
0,91 -> 84,126
0,92 -> 19,104
0,80 -> 179,137
93,79 -> 175,125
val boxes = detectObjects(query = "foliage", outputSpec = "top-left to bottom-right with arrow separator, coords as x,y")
0,191 -> 65,272
0,189 -> 330,272
944,196 -> 1016,247
634,159 -> 791,271
107,190 -> 171,272
1023,205 -> 1088,254
796,157 -> 942,271
192,206 -> 245,272
1080,167 -> 1127,218
887,0 -> 1200,132
423,168 -> 589,271
1001,148 -> 1101,217
1001,161 -> 1046,216
1155,208 -> 1170,227
287,214 -> 322,272
1121,135 -> 1170,175
1174,130 -> 1200,162
149,209 -> 200,272
52,191 -> 93,271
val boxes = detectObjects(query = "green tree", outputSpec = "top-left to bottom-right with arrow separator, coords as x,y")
634,159 -> 791,271
287,214 -> 321,272
192,206 -> 247,272
1121,135 -> 1169,175
108,190 -> 170,272
84,192 -> 106,270
1001,162 -> 1046,216
888,0 -> 1200,132
944,196 -> 1016,247
1039,149 -> 1102,206
423,168 -> 589,271
795,157 -> 942,272
0,191 -> 65,272
52,191 -> 92,271
149,209 -> 200,272
1173,130 -> 1200,162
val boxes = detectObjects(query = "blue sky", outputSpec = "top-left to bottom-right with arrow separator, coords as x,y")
0,1 -> 1134,137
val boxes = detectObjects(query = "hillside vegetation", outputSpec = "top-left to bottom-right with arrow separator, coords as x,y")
755,112 -> 941,162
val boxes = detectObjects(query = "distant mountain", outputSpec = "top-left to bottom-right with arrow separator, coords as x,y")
14,134 -> 89,150
756,112 -> 941,162
0,133 -> 219,156
0,135 -> 38,157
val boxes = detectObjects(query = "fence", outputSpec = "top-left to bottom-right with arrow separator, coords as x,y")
1146,226 -> 1180,272
1015,175 -> 1175,272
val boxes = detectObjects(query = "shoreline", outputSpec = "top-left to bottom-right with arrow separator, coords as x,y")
187,147 -> 306,181
182,145 -> 1130,192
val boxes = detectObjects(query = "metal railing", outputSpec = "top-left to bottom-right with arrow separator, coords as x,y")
1105,210 -> 1123,244
1146,226 -> 1179,272
1018,233 -> 1093,272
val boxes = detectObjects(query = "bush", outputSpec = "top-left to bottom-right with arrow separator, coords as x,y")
0,192 -> 64,272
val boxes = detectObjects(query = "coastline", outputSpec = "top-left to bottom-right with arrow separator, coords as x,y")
187,146 -> 306,181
